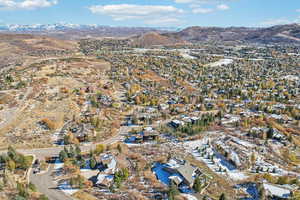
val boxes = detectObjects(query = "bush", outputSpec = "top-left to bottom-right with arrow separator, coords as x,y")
39,195 -> 49,200
29,182 -> 37,192
41,118 -> 56,130
193,177 -> 202,192
167,182 -> 179,200
89,157 -> 97,169
94,144 -> 105,155
277,176 -> 289,185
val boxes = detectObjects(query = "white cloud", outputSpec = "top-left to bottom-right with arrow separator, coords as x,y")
0,0 -> 57,10
175,0 -> 232,4
217,4 -> 229,10
296,9 -> 300,12
89,4 -> 184,25
192,3 -> 229,14
192,7 -> 214,14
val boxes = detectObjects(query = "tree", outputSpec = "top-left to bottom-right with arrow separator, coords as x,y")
267,127 -> 274,139
68,145 -> 75,158
38,195 -> 49,200
219,193 -> 226,200
28,182 -> 37,192
277,176 -> 289,185
78,157 -> 86,168
17,155 -> 32,170
7,146 -> 18,161
258,183 -> 266,200
75,145 -> 81,156
193,177 -> 202,192
63,135 -> 71,145
16,182 -> 29,198
117,144 -> 122,153
168,182 -> 179,200
122,168 -> 129,179
7,159 -> 16,171
250,153 -> 256,164
94,144 -> 105,155
59,149 -> 68,161
89,157 -> 97,169
14,196 -> 26,200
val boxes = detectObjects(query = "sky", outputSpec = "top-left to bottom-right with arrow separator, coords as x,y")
0,0 -> 299,27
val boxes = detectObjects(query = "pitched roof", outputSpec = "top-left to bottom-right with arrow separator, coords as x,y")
177,162 -> 197,185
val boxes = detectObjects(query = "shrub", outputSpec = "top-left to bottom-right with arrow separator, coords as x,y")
41,118 -> 56,130
94,144 -> 105,155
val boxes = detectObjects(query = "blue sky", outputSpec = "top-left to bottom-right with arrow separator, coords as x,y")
0,0 -> 299,27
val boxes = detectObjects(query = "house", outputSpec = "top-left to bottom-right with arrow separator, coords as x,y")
99,154 -> 117,174
125,127 -> 160,143
95,174 -> 114,188
169,120 -> 184,128
159,104 -> 169,110
221,114 -> 240,125
263,183 -> 292,199
60,121 -> 89,143
163,158 -> 201,188
72,124 -> 88,142
143,131 -> 159,142
92,153 -> 118,188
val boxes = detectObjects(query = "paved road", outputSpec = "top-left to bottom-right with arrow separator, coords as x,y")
5,126 -> 130,159
7,122 -> 168,200
24,126 -> 131,200
30,164 -> 73,200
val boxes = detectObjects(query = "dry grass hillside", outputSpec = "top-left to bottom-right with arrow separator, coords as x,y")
0,33 -> 77,69
131,32 -> 187,47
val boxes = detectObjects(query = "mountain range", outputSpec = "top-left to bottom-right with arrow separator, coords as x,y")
166,23 -> 300,45
0,23 -> 299,45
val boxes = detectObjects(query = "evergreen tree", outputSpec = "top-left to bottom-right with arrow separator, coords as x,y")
219,193 -> 226,200
89,157 -> 97,169
75,145 -> 81,156
193,177 -> 202,192
59,150 -> 68,161
68,146 -> 75,158
7,146 -> 18,161
168,182 -> 179,200
258,183 -> 266,200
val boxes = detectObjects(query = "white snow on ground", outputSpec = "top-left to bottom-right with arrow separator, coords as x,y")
228,171 -> 248,181
182,139 -> 249,181
208,59 -> 233,67
232,138 -> 255,148
58,181 -> 79,195
54,158 -> 64,170
51,132 -> 60,142
282,75 -> 299,81
178,49 -> 196,59
263,183 -> 291,198
181,194 -> 198,200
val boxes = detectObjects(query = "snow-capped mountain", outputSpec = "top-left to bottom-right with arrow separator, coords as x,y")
0,23 -> 102,31
0,23 -> 179,32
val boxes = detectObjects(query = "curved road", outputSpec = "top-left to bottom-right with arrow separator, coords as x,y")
18,126 -> 131,200
5,121 -> 170,200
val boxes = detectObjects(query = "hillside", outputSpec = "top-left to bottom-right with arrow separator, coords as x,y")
0,33 -> 76,68
131,32 -> 186,47
167,24 -> 300,44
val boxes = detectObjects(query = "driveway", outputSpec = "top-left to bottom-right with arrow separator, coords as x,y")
30,164 -> 73,200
